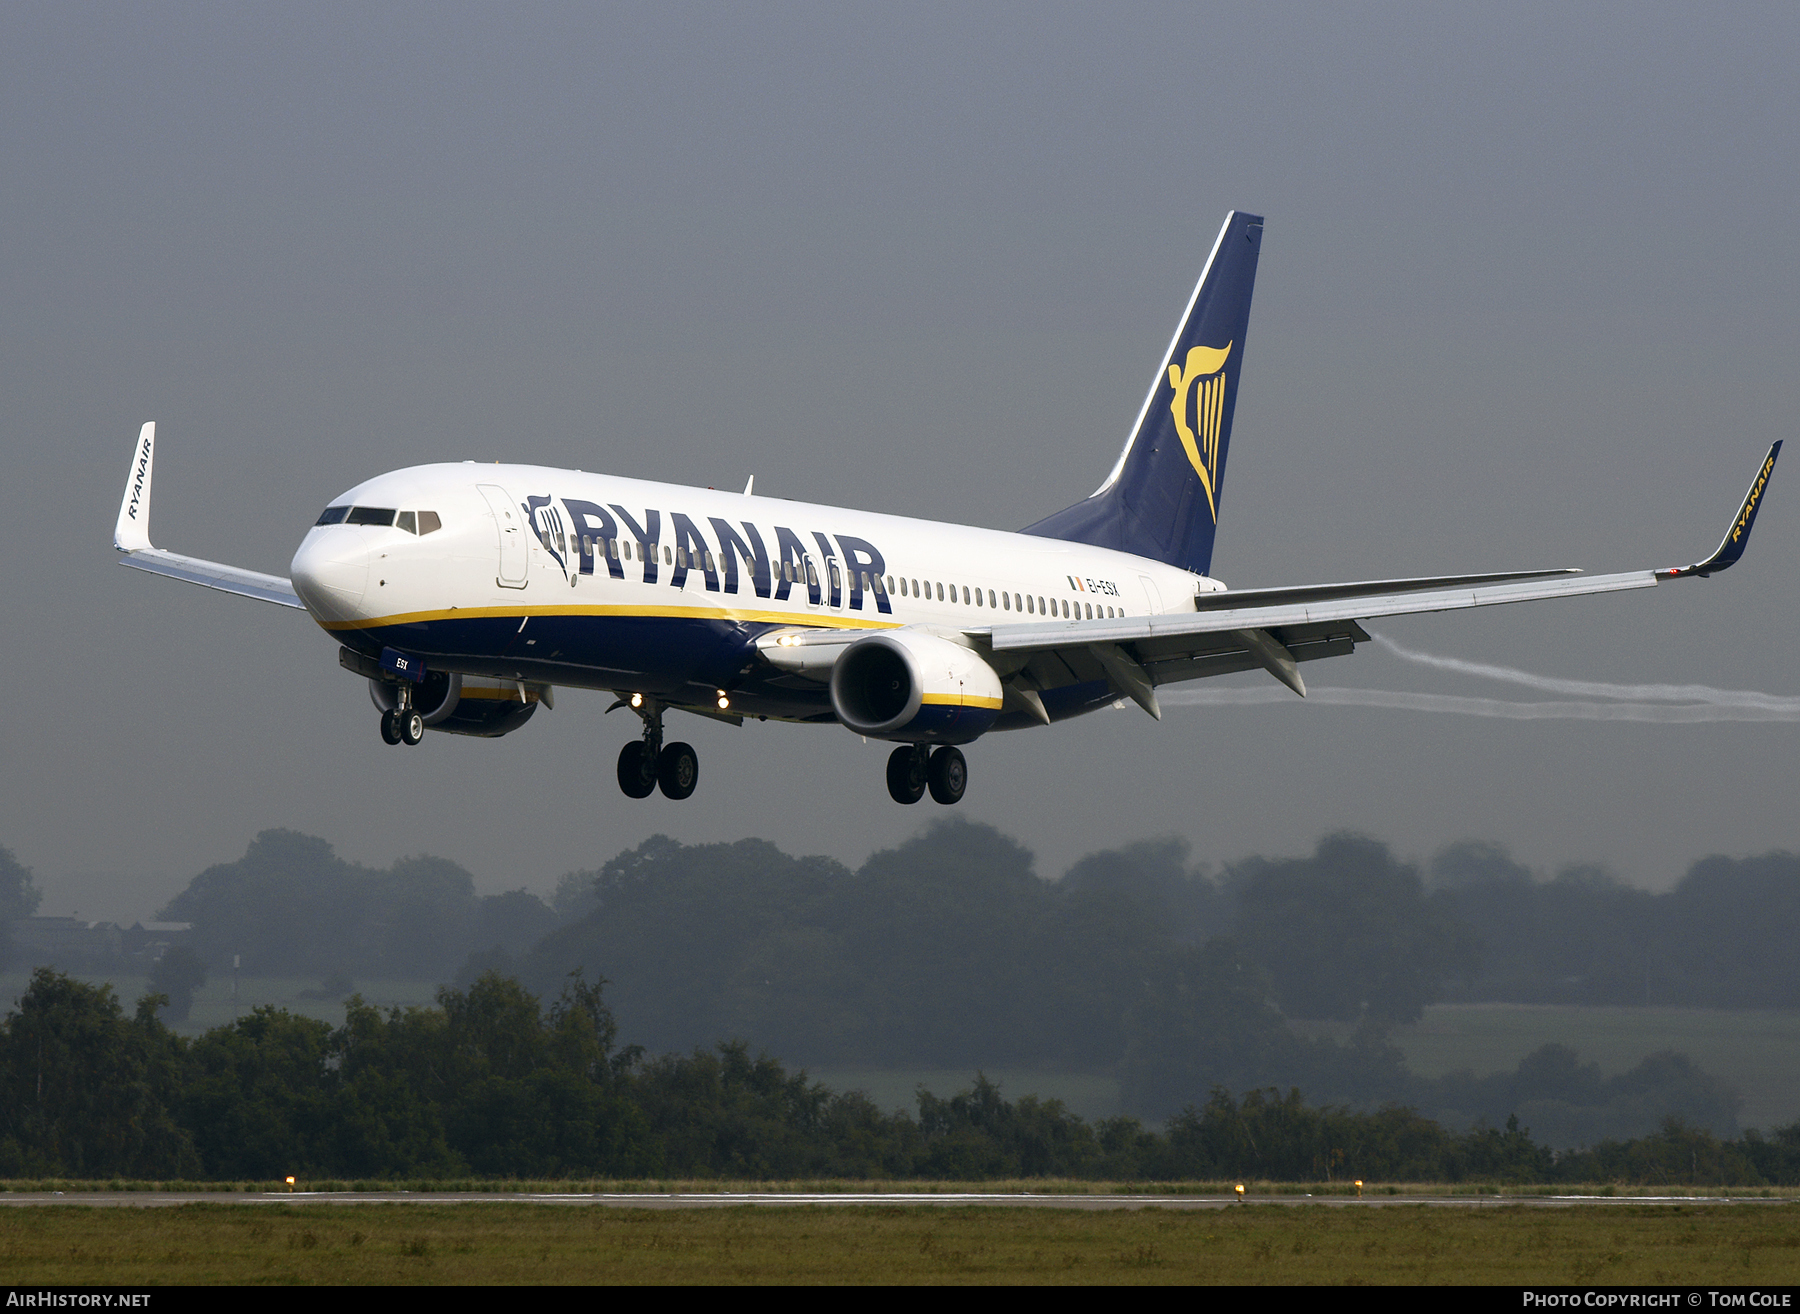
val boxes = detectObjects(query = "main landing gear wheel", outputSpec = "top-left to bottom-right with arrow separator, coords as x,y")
927,745 -> 967,805
616,741 -> 656,799
657,742 -> 699,800
612,695 -> 700,801
379,709 -> 403,745
886,746 -> 927,805
398,709 -> 425,746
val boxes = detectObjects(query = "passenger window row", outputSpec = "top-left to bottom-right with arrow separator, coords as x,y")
887,575 -> 1122,620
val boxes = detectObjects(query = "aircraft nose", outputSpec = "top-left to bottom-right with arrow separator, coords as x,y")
290,531 -> 370,621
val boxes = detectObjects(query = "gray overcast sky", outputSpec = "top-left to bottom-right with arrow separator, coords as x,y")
5,2 -> 1798,920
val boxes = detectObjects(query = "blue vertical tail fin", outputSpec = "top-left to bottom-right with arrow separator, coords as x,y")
1023,210 -> 1263,577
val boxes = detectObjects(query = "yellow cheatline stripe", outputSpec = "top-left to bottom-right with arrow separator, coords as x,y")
919,693 -> 1004,710
320,602 -> 905,633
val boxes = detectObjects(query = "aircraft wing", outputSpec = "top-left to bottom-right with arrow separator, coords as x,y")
118,547 -> 302,608
113,422 -> 305,609
981,441 -> 1782,717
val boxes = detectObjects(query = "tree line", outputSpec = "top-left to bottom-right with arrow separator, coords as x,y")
4,824 -> 1794,1142
0,965 -> 1794,1186
1429,841 -> 1800,1007
508,824 -> 1747,1137
13,825 -> 1795,1016
152,830 -> 579,979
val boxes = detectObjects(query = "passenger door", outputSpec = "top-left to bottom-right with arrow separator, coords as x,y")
478,485 -> 530,589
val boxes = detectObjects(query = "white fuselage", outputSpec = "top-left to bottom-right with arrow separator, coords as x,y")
291,462 -> 1215,715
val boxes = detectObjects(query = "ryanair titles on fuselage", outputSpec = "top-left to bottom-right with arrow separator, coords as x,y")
522,489 -> 893,613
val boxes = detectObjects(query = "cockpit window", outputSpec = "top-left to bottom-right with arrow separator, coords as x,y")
317,505 -> 433,530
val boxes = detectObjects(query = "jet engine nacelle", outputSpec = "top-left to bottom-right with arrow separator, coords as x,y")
829,631 -> 1002,743
368,672 -> 540,738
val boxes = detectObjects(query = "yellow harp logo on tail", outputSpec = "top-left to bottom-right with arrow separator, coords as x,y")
1166,341 -> 1232,522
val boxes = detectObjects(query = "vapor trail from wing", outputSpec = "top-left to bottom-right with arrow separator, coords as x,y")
1369,632 -> 1800,710
1160,686 -> 1800,722
1158,633 -> 1800,721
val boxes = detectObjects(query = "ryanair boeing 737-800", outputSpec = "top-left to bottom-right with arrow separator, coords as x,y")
111,211 -> 1782,805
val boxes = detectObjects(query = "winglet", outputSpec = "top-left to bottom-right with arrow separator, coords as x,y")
1659,441 -> 1782,579
114,421 -> 156,552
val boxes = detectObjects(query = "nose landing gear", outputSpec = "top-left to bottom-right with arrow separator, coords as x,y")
886,744 -> 966,805
378,687 -> 424,746
612,696 -> 700,800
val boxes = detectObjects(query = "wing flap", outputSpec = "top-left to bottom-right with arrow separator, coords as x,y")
1142,631 -> 1360,687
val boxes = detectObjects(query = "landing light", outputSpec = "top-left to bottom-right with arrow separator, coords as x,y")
630,693 -> 643,708
716,692 -> 731,710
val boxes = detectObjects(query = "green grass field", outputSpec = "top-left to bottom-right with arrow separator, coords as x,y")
1394,1005 -> 1800,1130
821,1006 -> 1800,1131
2,1201 -> 1798,1284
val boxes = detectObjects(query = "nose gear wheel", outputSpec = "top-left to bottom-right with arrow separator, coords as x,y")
378,683 -> 424,746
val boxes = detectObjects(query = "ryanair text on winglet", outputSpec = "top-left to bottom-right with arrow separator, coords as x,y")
1732,452 -> 1777,544
126,434 -> 152,523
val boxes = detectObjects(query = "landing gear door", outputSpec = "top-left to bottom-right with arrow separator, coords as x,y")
478,485 -> 530,589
